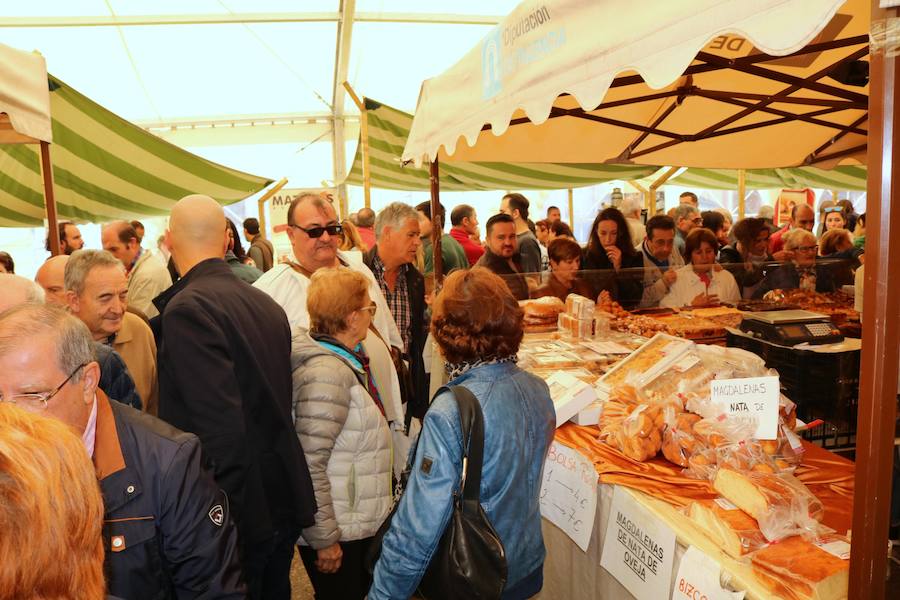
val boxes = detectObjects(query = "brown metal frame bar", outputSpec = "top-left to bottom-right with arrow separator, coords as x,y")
849,2 -> 900,595
805,114 -> 870,164
694,89 -> 865,110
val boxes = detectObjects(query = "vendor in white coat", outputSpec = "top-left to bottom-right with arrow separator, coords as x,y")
291,267 -> 392,600
661,227 -> 740,308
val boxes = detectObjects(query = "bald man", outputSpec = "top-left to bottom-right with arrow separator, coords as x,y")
35,255 -> 69,306
0,274 -> 45,311
102,220 -> 171,318
154,195 -> 315,600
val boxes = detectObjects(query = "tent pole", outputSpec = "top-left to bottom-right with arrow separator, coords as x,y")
648,166 -> 680,216
848,1 -> 900,595
738,169 -> 746,219
430,158 -> 443,285
567,188 -> 574,226
39,141 -> 61,256
342,81 -> 371,209
627,180 -> 650,217
257,177 -> 289,238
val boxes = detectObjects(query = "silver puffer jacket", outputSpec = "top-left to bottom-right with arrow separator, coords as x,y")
290,328 -> 392,548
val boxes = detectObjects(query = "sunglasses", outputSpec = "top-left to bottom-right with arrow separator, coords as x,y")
823,206 -> 844,214
290,223 -> 343,238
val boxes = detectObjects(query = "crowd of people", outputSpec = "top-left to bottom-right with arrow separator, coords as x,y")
0,189 -> 865,599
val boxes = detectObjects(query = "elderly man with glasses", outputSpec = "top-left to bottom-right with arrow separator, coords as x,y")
672,203 -> 703,256
753,228 -> 837,298
0,304 -> 245,599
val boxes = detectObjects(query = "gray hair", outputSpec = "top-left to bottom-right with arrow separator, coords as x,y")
375,202 -> 419,240
0,304 -> 96,382
619,196 -> 643,217
672,203 -> 699,222
757,205 -> 775,219
0,275 -> 44,307
783,228 -> 816,250
64,250 -> 125,296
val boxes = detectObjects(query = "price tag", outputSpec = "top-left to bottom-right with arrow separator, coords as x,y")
539,442 -> 598,551
672,546 -> 745,600
710,376 -> 779,440
714,497 -> 739,511
815,539 -> 851,560
601,486 -> 676,599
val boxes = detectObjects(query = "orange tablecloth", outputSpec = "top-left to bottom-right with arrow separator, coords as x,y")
554,423 -> 854,534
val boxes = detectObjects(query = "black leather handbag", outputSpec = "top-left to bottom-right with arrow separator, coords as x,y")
366,385 -> 508,600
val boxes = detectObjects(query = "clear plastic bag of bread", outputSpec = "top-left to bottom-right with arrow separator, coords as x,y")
759,422 -> 805,473
661,410 -> 702,467
602,404 -> 663,462
713,468 -> 826,542
684,446 -> 718,480
716,439 -> 779,474
691,415 -> 756,449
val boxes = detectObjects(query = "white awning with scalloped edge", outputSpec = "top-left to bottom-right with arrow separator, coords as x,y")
402,0 -> 867,170
0,42 -> 52,144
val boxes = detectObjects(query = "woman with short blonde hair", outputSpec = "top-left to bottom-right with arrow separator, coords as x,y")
292,267 -> 392,599
0,405 -> 106,600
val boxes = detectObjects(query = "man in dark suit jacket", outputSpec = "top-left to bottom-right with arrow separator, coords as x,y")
363,202 -> 428,422
154,195 -> 316,600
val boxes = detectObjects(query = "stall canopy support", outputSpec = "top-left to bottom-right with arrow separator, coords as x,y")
848,2 -> 900,596
648,166 -> 680,216
737,169 -> 746,219
430,158 -> 443,285
39,141 -> 60,256
567,188 -> 574,226
343,81 -> 371,208
257,177 -> 288,238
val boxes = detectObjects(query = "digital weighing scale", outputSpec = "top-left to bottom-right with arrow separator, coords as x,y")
739,309 -> 844,346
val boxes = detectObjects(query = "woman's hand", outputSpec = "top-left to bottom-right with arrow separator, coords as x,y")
604,245 -> 622,271
772,250 -> 793,262
315,543 -> 343,574
691,293 -> 719,307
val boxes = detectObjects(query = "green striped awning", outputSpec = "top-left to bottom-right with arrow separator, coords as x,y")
0,75 -> 273,227
668,166 -> 867,191
344,98 -> 658,191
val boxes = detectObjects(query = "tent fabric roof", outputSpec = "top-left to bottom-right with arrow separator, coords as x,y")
0,43 -> 52,143
402,0 -> 865,170
0,75 -> 273,227
343,98 -> 658,191
669,165 -> 867,191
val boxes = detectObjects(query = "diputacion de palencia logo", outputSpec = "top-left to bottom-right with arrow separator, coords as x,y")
481,4 -> 566,101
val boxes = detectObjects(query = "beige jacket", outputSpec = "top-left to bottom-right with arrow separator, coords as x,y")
114,311 -> 159,415
127,251 -> 172,318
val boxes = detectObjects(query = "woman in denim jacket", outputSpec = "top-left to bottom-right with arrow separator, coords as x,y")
369,267 -> 556,599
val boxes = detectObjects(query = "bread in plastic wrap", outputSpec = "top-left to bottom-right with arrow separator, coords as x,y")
599,404 -> 663,462
750,535 -> 849,600
712,468 -> 825,542
688,499 -> 768,558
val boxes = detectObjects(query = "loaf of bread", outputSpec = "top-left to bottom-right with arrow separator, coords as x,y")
751,535 -> 849,600
565,293 -> 595,320
688,500 -> 767,558
713,468 -> 824,541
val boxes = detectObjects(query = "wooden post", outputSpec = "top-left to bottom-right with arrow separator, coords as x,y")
430,159 -> 443,285
257,177 -> 289,237
342,82 -> 371,209
567,188 -> 574,226
648,166 -> 680,216
39,141 -> 60,256
627,180 -> 650,215
848,2 -> 900,596
738,169 -> 746,219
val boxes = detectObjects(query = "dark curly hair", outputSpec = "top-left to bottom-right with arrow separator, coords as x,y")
431,267 -> 524,364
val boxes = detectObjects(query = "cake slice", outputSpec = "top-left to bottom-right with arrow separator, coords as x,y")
751,536 -> 848,600
688,500 -> 767,558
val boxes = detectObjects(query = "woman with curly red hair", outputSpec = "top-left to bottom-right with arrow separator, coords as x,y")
369,267 -> 556,600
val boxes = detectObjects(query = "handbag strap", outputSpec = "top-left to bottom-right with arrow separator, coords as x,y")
449,385 -> 485,506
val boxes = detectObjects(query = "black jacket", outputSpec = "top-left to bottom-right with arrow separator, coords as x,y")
97,394 -> 244,599
475,249 -> 530,301
753,261 -> 837,299
153,258 -> 316,547
581,247 -> 644,309
363,247 -> 429,419
95,342 -> 142,410
717,244 -> 772,294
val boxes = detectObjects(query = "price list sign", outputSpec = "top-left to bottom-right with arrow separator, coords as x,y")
539,441 -> 598,551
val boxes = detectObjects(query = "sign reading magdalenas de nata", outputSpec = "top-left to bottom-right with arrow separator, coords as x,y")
482,4 -> 566,100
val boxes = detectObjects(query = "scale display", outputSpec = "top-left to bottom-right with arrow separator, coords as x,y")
739,310 -> 844,346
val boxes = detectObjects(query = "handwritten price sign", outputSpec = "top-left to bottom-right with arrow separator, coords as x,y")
539,441 -> 598,551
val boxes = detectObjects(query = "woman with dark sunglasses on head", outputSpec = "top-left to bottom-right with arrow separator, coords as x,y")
291,267 -> 392,600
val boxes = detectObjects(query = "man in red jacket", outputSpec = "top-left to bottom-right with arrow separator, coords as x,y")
448,204 -> 484,266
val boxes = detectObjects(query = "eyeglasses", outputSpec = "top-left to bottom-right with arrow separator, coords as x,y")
0,363 -> 87,412
823,206 -> 844,214
289,223 -> 343,238
795,245 -> 819,253
691,217 -> 703,224
358,303 -> 377,316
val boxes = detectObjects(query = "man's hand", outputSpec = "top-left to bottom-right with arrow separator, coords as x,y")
315,543 -> 343,574
663,269 -> 678,287
772,250 -> 794,262
691,293 -> 719,307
